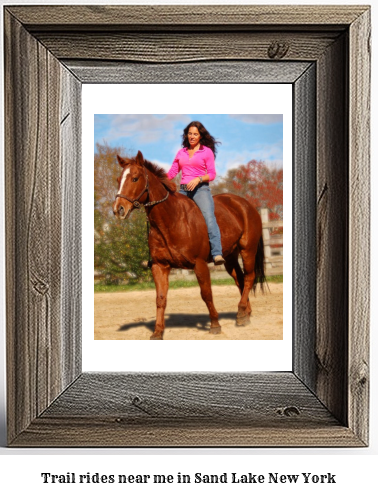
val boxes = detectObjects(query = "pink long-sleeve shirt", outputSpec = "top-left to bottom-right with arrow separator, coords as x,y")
167,145 -> 216,184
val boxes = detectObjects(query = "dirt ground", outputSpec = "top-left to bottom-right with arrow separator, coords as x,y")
94,283 -> 283,340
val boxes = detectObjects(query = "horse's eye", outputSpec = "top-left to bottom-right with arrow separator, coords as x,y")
132,177 -> 138,182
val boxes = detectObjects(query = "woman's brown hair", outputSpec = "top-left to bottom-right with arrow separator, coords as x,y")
182,121 -> 221,157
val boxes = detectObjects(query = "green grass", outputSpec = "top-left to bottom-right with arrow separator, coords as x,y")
94,275 -> 283,293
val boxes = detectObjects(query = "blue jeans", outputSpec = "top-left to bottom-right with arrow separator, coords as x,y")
180,184 -> 223,257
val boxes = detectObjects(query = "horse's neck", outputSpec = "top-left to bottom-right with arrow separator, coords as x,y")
146,172 -> 168,203
145,177 -> 179,227
144,174 -> 169,217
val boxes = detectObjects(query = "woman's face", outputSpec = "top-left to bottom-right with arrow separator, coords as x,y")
187,126 -> 201,148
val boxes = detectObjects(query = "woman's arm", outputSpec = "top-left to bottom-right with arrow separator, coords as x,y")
204,148 -> 216,181
187,174 -> 210,190
167,151 -> 181,180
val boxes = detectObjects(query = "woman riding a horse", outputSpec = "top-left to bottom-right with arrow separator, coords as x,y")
113,126 -> 265,340
167,121 -> 225,265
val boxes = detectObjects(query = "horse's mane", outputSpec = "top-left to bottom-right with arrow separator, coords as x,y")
143,158 -> 177,193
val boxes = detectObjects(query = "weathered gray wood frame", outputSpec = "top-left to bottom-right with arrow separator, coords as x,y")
4,5 -> 370,447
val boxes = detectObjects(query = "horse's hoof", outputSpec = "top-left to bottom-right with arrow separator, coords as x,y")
210,326 -> 222,335
150,333 -> 163,340
236,315 -> 251,327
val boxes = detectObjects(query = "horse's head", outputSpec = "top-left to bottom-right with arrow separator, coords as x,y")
113,151 -> 148,220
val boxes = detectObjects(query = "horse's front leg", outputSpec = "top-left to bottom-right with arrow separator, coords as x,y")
151,263 -> 171,340
194,258 -> 222,334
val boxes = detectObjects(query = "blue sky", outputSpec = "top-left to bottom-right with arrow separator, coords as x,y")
94,114 -> 283,177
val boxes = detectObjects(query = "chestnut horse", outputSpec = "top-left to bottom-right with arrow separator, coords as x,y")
113,151 -> 266,340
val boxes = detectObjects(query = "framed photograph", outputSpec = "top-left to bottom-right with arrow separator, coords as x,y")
4,5 -> 370,447
87,89 -> 290,372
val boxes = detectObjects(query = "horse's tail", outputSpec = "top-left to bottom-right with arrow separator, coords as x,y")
252,235 -> 268,294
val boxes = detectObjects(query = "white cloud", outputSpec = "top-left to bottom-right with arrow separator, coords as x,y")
229,114 -> 283,124
216,142 -> 283,175
105,114 -> 191,144
151,159 -> 172,172
249,141 -> 283,160
264,159 -> 283,170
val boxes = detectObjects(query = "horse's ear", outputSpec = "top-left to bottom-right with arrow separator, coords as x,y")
135,150 -> 144,166
117,155 -> 126,167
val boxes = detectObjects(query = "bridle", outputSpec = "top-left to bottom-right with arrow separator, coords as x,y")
115,167 -> 169,209
115,165 -> 169,269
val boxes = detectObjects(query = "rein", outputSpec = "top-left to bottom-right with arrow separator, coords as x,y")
115,168 -> 169,209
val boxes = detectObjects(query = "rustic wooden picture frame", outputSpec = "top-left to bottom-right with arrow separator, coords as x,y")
4,5 -> 370,447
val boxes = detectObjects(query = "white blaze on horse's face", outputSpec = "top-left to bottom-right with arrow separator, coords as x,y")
117,167 -> 130,196
113,167 -> 133,220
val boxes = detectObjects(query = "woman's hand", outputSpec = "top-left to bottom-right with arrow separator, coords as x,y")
187,177 -> 201,191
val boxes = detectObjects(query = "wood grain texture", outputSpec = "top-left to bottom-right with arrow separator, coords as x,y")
66,60 -> 311,84
293,64 -> 317,391
11,419 -> 363,448
11,373 -> 363,447
316,33 -> 349,426
7,5 -> 367,29
4,11 -> 79,443
41,373 -> 334,422
35,32 -> 339,63
4,5 -> 370,447
5,12 -> 61,441
60,68 -> 82,388
348,9 -> 371,445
